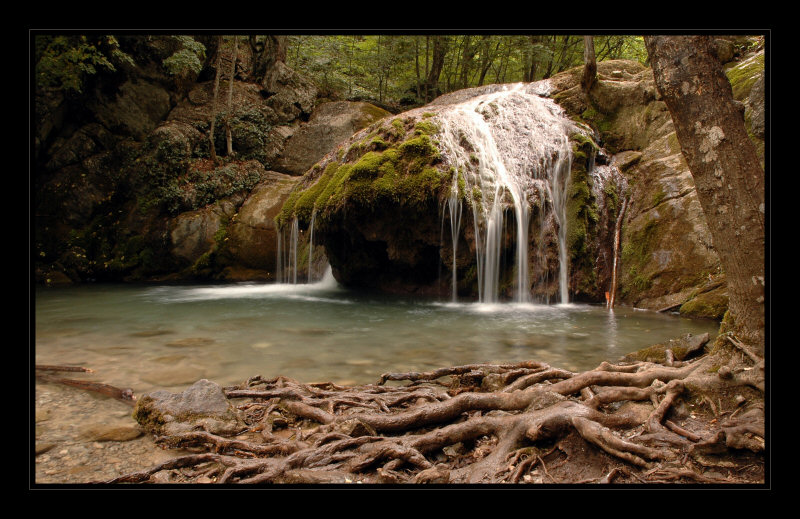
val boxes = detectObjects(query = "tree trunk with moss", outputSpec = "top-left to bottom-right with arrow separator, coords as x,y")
644,35 -> 765,352
581,35 -> 597,93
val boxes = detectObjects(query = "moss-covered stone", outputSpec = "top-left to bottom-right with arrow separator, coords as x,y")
725,52 -> 765,101
679,287 -> 728,320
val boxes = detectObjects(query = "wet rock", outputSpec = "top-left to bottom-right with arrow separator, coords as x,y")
36,442 -> 56,455
165,337 -> 216,348
133,379 -> 245,436
81,424 -> 143,442
224,172 -> 301,277
140,367 -> 207,387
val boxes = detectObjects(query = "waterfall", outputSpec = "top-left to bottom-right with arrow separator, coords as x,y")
289,217 -> 299,284
308,210 -> 316,284
276,228 -> 283,283
447,180 -> 463,302
435,83 -> 578,304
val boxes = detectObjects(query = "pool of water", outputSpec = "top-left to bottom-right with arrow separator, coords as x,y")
33,270 -> 720,394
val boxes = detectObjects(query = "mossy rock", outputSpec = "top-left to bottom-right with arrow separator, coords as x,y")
679,286 -> 728,320
620,332 -> 710,363
725,51 -> 764,101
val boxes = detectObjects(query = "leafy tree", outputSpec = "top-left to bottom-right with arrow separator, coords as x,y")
35,34 -> 135,93
162,35 -> 206,79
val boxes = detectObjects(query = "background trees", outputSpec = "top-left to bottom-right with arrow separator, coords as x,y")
284,34 -> 648,108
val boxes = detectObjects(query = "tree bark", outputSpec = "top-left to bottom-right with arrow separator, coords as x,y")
248,35 -> 287,83
425,36 -> 447,102
581,35 -> 597,92
225,35 -> 238,157
208,35 -> 223,164
644,35 -> 765,350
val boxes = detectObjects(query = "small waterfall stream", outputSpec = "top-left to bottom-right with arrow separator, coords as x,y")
435,83 -> 580,304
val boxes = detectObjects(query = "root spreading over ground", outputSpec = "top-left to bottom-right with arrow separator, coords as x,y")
101,332 -> 765,485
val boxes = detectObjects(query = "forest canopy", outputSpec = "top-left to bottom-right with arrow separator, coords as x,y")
33,34 -> 647,108
285,34 -> 649,106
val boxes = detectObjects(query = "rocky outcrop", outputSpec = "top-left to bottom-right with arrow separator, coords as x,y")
544,44 -> 764,319
275,101 -> 391,175
34,35 -> 395,285
222,172 -> 301,280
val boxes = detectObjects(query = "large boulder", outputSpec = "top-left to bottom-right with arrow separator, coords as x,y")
275,101 -> 391,175
89,79 -> 172,141
223,171 -> 302,279
133,379 -> 245,436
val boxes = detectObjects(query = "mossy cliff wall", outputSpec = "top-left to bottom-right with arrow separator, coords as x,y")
35,38 -> 385,284
546,36 -> 764,319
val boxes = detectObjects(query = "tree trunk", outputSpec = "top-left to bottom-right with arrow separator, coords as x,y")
208,35 -> 223,164
581,35 -> 597,92
425,36 -> 447,102
644,35 -> 765,350
248,35 -> 287,82
225,35 -> 238,157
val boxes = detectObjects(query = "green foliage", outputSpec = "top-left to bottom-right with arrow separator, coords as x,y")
285,35 -> 648,107
35,34 -> 134,93
162,36 -> 206,78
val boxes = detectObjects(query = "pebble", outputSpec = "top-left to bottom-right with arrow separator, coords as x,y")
34,382 -> 185,484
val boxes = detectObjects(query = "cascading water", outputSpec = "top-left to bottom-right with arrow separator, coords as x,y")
435,83 -> 579,304
308,210 -> 316,284
446,186 -> 462,302
276,217 -> 301,284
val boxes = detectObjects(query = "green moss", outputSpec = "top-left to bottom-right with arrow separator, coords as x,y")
566,157 -> 596,263
679,290 -> 728,320
652,187 -> 667,207
414,120 -> 439,136
390,118 -> 406,139
456,169 -> 466,199
398,134 -> 438,158
580,105 -> 612,134
725,53 -> 764,101
350,151 -> 389,180
370,137 -> 389,150
472,186 -> 482,203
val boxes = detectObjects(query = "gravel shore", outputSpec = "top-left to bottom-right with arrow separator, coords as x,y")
33,381 -> 187,485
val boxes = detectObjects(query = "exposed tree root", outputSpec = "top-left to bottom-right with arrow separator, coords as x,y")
101,338 -> 765,485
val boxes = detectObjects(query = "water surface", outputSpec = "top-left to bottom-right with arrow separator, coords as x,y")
34,272 -> 719,393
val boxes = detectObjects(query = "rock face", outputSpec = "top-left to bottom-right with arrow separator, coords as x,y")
544,44 -> 764,318
275,101 -> 391,175
34,36 -> 387,284
223,172 -> 301,279
133,379 -> 244,436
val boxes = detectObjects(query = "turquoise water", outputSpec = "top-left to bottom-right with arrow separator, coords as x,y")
34,271 -> 719,394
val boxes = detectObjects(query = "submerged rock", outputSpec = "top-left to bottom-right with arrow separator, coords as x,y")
81,424 -> 143,442
133,379 -> 245,436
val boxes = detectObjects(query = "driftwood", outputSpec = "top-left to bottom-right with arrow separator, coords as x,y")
35,365 -> 136,404
99,334 -> 765,485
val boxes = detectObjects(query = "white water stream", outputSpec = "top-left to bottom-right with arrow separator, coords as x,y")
435,83 -> 579,304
